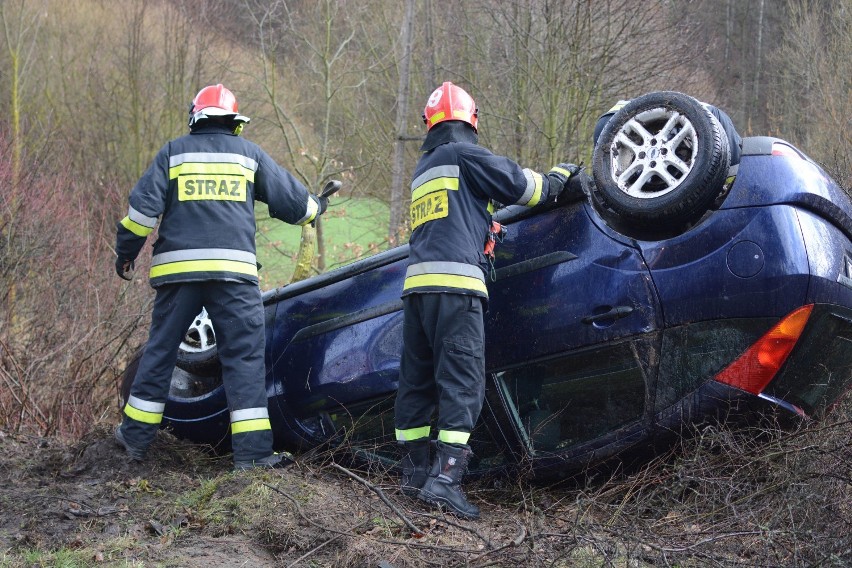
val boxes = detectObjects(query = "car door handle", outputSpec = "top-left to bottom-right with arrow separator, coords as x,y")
581,305 -> 634,324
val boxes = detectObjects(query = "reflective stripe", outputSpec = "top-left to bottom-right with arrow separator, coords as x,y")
127,206 -> 158,229
550,166 -> 572,178
411,177 -> 459,202
452,109 -> 474,122
230,407 -> 269,423
124,396 -> 165,425
395,426 -> 431,442
169,152 -> 258,171
411,165 -> 460,189
169,161 -> 256,182
406,261 -> 485,281
152,248 -> 256,266
607,100 -> 630,114
517,169 -> 543,207
120,216 -> 154,237
403,273 -> 487,294
127,395 -> 165,413
149,259 -> 257,278
231,418 -> 272,435
725,163 -> 739,186
428,111 -> 446,126
438,430 -> 470,445
295,195 -> 319,226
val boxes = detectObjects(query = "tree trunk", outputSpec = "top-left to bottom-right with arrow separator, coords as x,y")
388,0 -> 415,246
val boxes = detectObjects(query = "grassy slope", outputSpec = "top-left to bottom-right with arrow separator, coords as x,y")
255,197 -> 391,289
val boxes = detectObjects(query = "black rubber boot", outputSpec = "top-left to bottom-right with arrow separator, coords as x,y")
114,424 -> 146,461
418,441 -> 480,520
398,440 -> 431,497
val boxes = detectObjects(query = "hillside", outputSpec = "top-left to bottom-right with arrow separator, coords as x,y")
1,403 -> 849,567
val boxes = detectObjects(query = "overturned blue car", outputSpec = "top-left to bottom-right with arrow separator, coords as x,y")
121,92 -> 852,480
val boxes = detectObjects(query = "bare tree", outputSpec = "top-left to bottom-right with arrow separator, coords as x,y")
387,0 -> 415,246
241,0 -> 369,278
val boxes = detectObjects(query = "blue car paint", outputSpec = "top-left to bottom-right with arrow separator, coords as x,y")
149,135 -> 852,476
640,205 -> 810,326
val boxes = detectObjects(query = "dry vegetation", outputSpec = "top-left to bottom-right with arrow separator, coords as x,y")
1,1 -> 851,566
1,397 -> 850,567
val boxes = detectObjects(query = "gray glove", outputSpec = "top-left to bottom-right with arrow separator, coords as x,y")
115,257 -> 135,280
545,163 -> 581,200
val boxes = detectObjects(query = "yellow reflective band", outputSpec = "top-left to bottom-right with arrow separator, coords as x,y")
395,426 -> 431,442
120,216 -> 154,237
231,418 -> 272,435
149,259 -> 258,278
298,195 -> 319,226
550,166 -> 572,178
411,176 -> 459,202
607,100 -> 629,114
428,111 -> 446,126
169,161 -> 256,181
124,405 -> 163,425
403,273 -> 488,294
410,190 -> 449,230
726,175 -> 736,185
527,171 -> 543,207
487,201 -> 495,214
178,174 -> 247,202
438,430 -> 470,445
452,110 -> 472,121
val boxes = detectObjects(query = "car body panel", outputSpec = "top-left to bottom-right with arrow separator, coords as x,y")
487,203 -> 661,368
135,132 -> 852,481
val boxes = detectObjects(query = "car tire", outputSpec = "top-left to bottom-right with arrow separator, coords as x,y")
592,91 -> 730,228
175,307 -> 220,376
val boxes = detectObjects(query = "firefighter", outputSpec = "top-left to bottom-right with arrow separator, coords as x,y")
394,81 -> 579,520
114,84 -> 329,470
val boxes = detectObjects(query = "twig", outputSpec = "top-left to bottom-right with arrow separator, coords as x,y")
410,510 -> 494,548
330,462 -> 423,536
470,520 -> 526,564
286,532 -> 344,568
262,482 -> 355,539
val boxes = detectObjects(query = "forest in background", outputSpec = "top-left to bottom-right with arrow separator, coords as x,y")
0,0 -> 849,439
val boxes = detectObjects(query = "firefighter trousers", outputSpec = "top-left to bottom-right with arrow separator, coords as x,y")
121,281 -> 272,462
394,293 -> 486,446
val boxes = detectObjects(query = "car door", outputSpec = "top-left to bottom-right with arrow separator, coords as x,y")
483,201 -> 663,477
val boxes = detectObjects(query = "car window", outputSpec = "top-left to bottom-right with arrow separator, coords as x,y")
496,342 -> 646,454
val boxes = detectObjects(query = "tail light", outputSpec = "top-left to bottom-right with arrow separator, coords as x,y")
771,142 -> 803,159
714,305 -> 813,394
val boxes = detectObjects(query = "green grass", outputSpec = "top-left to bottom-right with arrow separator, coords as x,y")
255,197 -> 391,288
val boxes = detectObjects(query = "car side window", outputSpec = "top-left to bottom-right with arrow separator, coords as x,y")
496,342 -> 646,454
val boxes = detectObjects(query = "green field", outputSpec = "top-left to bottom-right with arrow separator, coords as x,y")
255,197 -> 392,289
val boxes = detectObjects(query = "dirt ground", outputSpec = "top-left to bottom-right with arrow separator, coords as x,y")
1,412 -> 850,567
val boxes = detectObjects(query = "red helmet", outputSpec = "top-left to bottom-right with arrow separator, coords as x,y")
422,81 -> 478,132
188,84 -> 250,126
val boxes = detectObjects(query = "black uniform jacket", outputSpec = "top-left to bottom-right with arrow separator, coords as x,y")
403,123 -> 551,299
115,123 -> 317,286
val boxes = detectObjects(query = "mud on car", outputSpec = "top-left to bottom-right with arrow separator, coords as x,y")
121,92 -> 852,481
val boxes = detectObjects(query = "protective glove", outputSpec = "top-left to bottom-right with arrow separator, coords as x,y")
310,194 -> 329,228
317,194 -> 329,216
545,163 -> 581,201
115,257 -> 135,281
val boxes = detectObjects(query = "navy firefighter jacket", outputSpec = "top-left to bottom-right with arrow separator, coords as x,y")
115,123 -> 318,287
404,129 -> 553,300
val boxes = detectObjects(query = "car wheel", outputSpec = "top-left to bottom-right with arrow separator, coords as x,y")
175,307 -> 220,376
592,91 -> 730,228
119,347 -> 224,409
